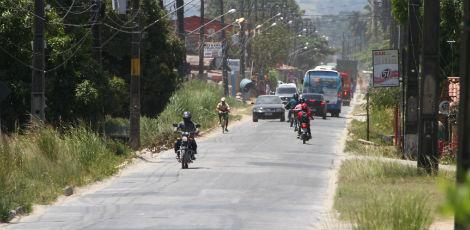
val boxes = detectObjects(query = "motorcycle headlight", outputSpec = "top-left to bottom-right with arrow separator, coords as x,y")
182,136 -> 188,142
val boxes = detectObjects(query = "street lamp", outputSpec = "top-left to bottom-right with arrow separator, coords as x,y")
206,17 -> 245,39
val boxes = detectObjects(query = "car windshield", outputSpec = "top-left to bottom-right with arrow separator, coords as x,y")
303,94 -> 323,101
276,87 -> 297,94
256,96 -> 282,104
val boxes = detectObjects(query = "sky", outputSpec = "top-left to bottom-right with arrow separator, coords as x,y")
164,0 -> 368,17
297,0 -> 368,15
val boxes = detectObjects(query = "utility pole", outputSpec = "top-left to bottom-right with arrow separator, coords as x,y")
404,0 -> 421,159
418,0 -> 439,173
239,0 -> 246,79
456,0 -> 470,228
342,33 -> 346,60
129,0 -> 141,150
220,0 -> 229,96
176,0 -> 186,78
198,0 -> 205,80
31,0 -> 46,122
91,0 -> 103,66
400,23 -> 408,151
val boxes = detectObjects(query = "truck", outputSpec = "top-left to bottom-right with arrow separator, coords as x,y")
337,60 -> 359,90
340,72 -> 352,106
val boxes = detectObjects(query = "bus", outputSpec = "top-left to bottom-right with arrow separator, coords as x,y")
302,69 -> 342,117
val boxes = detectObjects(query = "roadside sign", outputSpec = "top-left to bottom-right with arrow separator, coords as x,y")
439,101 -> 450,116
204,42 -> 222,58
372,49 -> 400,87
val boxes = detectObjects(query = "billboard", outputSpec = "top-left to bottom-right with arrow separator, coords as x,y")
204,42 -> 222,58
372,49 -> 400,87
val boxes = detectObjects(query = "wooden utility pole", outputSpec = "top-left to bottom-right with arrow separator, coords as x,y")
220,0 -> 229,96
239,0 -> 246,79
129,0 -> 141,150
418,0 -> 440,173
176,0 -> 186,78
198,0 -> 205,80
400,23 -> 408,151
91,0 -> 103,65
31,0 -> 46,122
404,0 -> 421,159
456,2 -> 470,229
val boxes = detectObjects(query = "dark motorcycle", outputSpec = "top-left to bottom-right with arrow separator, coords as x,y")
173,124 -> 200,169
300,122 -> 311,144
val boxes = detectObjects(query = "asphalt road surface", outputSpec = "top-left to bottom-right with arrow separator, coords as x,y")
6,106 -> 351,230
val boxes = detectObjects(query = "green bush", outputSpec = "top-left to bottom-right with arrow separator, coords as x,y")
0,126 -> 132,222
442,172 -> 470,227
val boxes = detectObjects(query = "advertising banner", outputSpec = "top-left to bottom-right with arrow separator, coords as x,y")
372,49 -> 400,87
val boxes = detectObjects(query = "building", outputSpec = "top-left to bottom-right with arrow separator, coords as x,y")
173,16 -> 232,54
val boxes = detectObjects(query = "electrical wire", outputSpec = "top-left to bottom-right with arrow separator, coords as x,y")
46,31 -> 90,73
50,31 -> 91,56
60,0 -> 76,20
0,46 -> 41,71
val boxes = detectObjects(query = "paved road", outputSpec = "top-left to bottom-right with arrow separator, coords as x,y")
6,107 -> 351,230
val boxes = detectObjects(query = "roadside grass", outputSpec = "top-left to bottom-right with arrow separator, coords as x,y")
334,158 -> 455,230
0,80 -> 247,222
106,80 -> 246,149
346,105 -> 403,159
0,126 -> 132,222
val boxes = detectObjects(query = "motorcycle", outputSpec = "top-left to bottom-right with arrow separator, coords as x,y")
300,122 -> 311,144
173,124 -> 200,169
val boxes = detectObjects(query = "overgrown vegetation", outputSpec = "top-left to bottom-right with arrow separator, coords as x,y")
335,159 -> 454,229
346,87 -> 401,158
0,126 -> 132,222
106,81 -> 246,149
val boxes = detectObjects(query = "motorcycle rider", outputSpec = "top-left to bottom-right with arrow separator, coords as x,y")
174,111 -> 199,160
285,93 -> 300,123
292,97 -> 306,131
216,97 -> 231,132
297,103 -> 313,138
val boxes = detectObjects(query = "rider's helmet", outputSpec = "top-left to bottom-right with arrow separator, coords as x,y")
293,93 -> 299,100
301,103 -> 308,111
221,97 -> 226,103
183,111 -> 192,121
299,97 -> 306,103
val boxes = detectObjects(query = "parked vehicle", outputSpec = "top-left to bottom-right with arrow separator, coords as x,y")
252,95 -> 286,122
303,69 -> 342,117
275,83 -> 298,104
302,93 -> 328,119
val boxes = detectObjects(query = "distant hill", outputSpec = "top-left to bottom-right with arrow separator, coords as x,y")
297,0 -> 368,15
